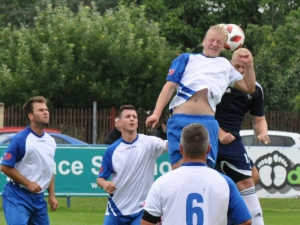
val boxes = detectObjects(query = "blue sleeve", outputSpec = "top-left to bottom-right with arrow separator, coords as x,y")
166,53 -> 190,84
1,135 -> 26,167
223,175 -> 252,224
98,142 -> 119,179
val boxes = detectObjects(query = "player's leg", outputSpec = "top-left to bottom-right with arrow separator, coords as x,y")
216,140 -> 264,225
249,158 -> 260,185
195,115 -> 219,168
167,115 -> 185,170
2,183 -> 31,225
28,193 -> 49,225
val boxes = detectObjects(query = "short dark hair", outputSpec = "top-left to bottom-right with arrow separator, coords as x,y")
180,123 -> 209,158
119,105 -> 136,118
23,96 -> 47,121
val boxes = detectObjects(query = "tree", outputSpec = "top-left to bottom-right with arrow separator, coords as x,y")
0,3 -> 179,108
247,7 -> 300,111
259,0 -> 299,30
0,0 -> 120,28
123,0 -> 262,51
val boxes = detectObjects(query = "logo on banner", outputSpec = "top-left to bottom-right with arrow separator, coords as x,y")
255,150 -> 300,192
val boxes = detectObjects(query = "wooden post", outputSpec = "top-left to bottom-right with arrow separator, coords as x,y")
0,102 -> 4,128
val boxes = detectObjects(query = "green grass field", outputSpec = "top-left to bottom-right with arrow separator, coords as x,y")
0,197 -> 300,224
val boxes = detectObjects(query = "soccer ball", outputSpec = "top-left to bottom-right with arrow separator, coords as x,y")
224,24 -> 245,51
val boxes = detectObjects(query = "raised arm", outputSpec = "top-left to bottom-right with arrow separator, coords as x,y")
146,81 -> 177,128
233,49 -> 256,94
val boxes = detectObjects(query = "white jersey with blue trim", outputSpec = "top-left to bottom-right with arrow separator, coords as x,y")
0,126 -> 56,192
144,162 -> 251,225
167,53 -> 243,113
98,134 -> 167,216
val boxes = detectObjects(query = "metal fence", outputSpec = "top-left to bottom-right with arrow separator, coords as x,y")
3,106 -> 300,144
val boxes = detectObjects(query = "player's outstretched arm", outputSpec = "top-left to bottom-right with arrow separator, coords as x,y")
146,81 -> 177,129
233,49 -> 256,94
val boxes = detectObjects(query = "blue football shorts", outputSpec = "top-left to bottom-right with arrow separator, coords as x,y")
215,138 -> 252,183
2,182 -> 49,225
103,209 -> 143,225
167,114 -> 219,168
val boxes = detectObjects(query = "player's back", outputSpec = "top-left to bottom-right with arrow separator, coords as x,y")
152,164 -> 231,224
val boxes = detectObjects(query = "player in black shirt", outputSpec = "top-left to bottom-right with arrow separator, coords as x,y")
215,48 -> 270,225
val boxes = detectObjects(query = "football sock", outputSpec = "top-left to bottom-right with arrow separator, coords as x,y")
240,187 -> 264,225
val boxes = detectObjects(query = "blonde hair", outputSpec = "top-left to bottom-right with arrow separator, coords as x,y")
205,24 -> 228,43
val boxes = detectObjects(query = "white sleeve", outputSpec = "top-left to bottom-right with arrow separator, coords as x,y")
147,136 -> 168,158
144,179 -> 163,217
228,65 -> 243,87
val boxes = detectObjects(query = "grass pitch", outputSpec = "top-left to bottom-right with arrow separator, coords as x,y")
0,197 -> 300,224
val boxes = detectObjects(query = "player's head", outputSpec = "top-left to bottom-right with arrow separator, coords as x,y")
23,96 -> 49,126
114,117 -> 121,130
180,123 -> 210,159
119,105 -> 138,132
231,48 -> 247,75
202,24 -> 228,58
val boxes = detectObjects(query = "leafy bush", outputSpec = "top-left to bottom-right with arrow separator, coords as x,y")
0,3 -> 179,109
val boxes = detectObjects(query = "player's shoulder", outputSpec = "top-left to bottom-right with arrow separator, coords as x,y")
12,127 -> 31,142
173,53 -> 193,62
43,131 -> 55,141
255,82 -> 264,92
104,139 -> 123,153
137,134 -> 161,142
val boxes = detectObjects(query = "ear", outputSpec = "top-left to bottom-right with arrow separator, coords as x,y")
179,144 -> 184,156
28,113 -> 33,121
206,144 -> 211,155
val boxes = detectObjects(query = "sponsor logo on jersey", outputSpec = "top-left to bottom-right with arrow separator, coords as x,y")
126,145 -> 137,150
167,69 -> 175,75
37,140 -> 46,142
3,153 -> 12,160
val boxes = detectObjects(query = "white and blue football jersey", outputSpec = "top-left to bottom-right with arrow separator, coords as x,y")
1,126 -> 56,192
144,162 -> 251,225
98,134 -> 167,216
166,53 -> 243,113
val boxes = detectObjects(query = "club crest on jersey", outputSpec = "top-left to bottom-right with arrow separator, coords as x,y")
247,94 -> 252,100
167,69 -> 175,75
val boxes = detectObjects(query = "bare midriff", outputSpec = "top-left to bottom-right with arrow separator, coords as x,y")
173,89 -> 214,116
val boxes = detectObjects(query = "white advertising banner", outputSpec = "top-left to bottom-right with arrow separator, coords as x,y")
246,146 -> 300,198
